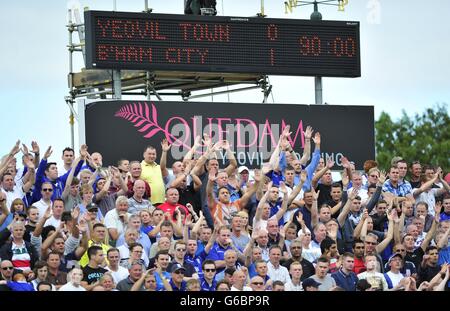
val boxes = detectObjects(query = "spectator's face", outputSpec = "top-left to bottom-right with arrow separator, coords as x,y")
389,168 -> 400,182
187,240 -> 197,254
41,184 -> 54,200
52,238 -> 65,254
389,257 -> 402,270
342,256 -> 355,271
250,277 -> 265,291
207,160 -> 219,172
252,248 -> 262,261
322,170 -> 332,185
156,255 -> 170,269
285,170 -> 294,183
269,187 -> 279,202
267,220 -> 278,235
38,284 -> 52,291
166,189 -> 179,204
171,270 -> 185,283
232,271 -> 246,286
303,193 -> 313,205
12,225 -> 25,240
62,150 -> 74,165
224,252 -> 237,266
160,226 -> 173,238
218,188 -> 230,203
130,247 -> 143,260
118,160 -> 129,173
203,264 -> 216,281
152,210 -> 164,223
367,171 -> 379,184
397,162 -> 408,178
71,269 -> 83,285
216,172 -> 229,187
200,228 -> 212,242
353,243 -> 366,259
292,160 -> 302,172
82,189 -> 94,203
80,172 -> 92,185
172,161 -> 184,174
427,249 -> 439,265
403,203 -> 413,216
101,276 -> 114,290
256,263 -> 267,276
143,148 -> 157,163
319,207 -> 331,222
47,254 -> 61,269
351,199 -> 362,212
94,226 -> 106,241
330,187 -> 342,201
125,231 -> 138,244
175,244 -> 187,260
133,181 -> 146,198
257,233 -> 268,247
269,248 -> 281,265
91,153 -> 103,167
376,203 -> 387,216
1,261 -> 14,279
129,264 -> 143,281
407,225 -> 419,238
130,218 -> 142,230
231,217 -> 241,230
46,164 -> 58,180
316,262 -> 329,278
52,201 -> 64,217
444,199 -> 450,213
314,224 -> 327,241
416,204 -> 428,217
411,163 -> 422,178
94,251 -> 105,265
290,263 -> 303,279
37,266 -> 48,280
216,283 -> 230,291
2,175 -> 14,190
107,251 -> 120,266
286,228 -> 297,241
144,275 -> 157,290
412,219 -> 424,233
140,211 -> 151,224
403,235 -> 415,249
218,229 -> 231,246
352,174 -> 362,187
130,163 -> 142,178
116,201 -> 129,213
364,237 -> 378,254
187,282 -> 201,291
273,285 -> 285,291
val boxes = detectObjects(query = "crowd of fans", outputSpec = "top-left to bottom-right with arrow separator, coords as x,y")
0,125 -> 449,292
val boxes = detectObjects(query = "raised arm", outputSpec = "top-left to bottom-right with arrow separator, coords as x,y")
190,134 -> 214,177
160,138 -> 171,178
21,157 -> 36,193
337,188 -> 357,227
437,225 -> 450,250
365,171 -> 386,213
413,171 -> 439,198
238,169 -> 261,209
62,156 -> 82,200
183,135 -> 201,164
0,193 -> 9,227
311,159 -> 334,189
221,140 -> 238,177
420,203 -> 441,252
376,210 -> 395,253
206,169 -> 218,212
298,125 -> 313,165
353,209 -> 369,239
274,182 -> 289,222
0,140 -> 20,177
254,182 -> 272,222
310,187 -> 320,228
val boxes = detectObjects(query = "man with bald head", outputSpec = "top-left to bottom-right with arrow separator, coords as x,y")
249,275 -> 266,291
230,269 -> 252,291
128,180 -> 152,215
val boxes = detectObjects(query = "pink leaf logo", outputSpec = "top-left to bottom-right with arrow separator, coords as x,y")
115,102 -> 162,140
114,102 -> 193,151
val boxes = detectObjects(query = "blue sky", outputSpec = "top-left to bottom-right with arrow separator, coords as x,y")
1,0 -> 449,167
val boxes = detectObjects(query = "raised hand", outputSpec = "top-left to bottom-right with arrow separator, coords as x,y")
279,181 -> 287,194
341,173 -> 349,188
71,206 -> 80,220
378,170 -> 387,184
221,140 -> 231,150
21,143 -> 30,155
44,206 -> 52,220
348,188 -> 358,201
79,144 -> 89,159
296,212 -> 304,224
300,170 -> 307,184
161,138 -> 171,152
23,156 -> 35,169
31,141 -> 40,154
208,169 -> 217,182
202,133 -> 212,148
326,159 -> 335,169
312,132 -> 321,145
253,169 -> 262,182
76,219 -> 88,233
43,146 -> 53,160
10,140 -> 21,156
434,201 -> 442,221
311,188 -> 320,201
281,125 -> 291,139
304,126 -> 313,140
341,156 -> 350,169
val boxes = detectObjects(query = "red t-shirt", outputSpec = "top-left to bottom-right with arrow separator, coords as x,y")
158,202 -> 190,222
353,257 -> 366,274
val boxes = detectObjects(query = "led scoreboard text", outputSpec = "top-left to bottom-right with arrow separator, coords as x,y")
85,11 -> 361,77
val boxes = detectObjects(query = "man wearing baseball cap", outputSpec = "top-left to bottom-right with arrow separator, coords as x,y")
169,263 -> 187,291
302,278 -> 321,291
384,253 -> 405,289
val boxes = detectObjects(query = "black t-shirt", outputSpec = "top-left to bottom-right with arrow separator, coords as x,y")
405,247 -> 424,271
282,258 -> 315,281
177,184 -> 202,215
82,265 -> 108,284
418,265 -> 441,284
167,261 -> 197,277
316,181 -> 343,207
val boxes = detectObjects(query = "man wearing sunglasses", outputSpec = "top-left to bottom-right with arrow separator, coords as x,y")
169,263 -> 187,291
0,260 -> 19,291
199,260 -> 217,291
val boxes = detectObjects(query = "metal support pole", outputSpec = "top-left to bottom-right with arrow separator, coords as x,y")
311,1 -> 323,105
68,9 -> 76,149
112,70 -> 122,99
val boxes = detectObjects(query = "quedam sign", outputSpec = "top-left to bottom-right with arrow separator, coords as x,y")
84,101 -> 374,170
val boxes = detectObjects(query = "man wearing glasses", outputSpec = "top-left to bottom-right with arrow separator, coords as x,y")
33,182 -> 54,221
169,263 -> 187,291
199,260 -> 217,291
167,241 -> 197,281
249,276 -> 266,291
0,260 -> 18,291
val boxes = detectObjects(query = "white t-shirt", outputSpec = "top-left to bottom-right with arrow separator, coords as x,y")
104,209 -> 131,236
230,285 -> 252,291
385,271 -> 404,288
1,186 -> 25,210
106,265 -> 129,284
59,282 -> 86,291
285,280 -> 303,291
44,216 -> 61,229
32,199 -> 52,221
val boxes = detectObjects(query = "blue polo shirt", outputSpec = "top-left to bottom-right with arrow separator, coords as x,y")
200,277 -> 216,291
153,271 -> 171,291
331,269 -> 358,291
206,242 -> 232,273
169,278 -> 187,291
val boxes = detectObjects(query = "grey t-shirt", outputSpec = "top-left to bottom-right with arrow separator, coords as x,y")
311,274 -> 336,291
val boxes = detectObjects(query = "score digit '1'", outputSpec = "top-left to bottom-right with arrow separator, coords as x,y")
267,24 -> 278,66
